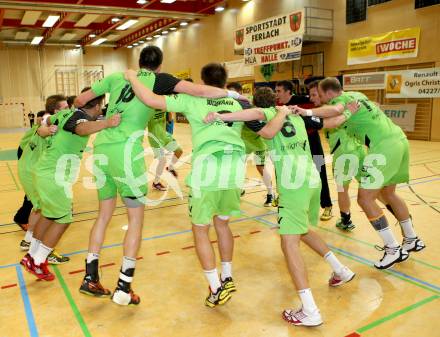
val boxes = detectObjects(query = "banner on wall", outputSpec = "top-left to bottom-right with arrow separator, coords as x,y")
343,72 -> 386,90
385,67 -> 440,98
241,81 -> 254,98
380,104 -> 417,132
223,60 -> 254,79
347,27 -> 420,65
234,10 -> 305,66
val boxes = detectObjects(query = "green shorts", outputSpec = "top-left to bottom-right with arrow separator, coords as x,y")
148,132 -> 181,158
277,186 -> 321,235
94,141 -> 148,201
33,170 -> 73,224
360,137 -> 409,189
18,158 -> 40,209
332,143 -> 366,187
188,188 -> 241,225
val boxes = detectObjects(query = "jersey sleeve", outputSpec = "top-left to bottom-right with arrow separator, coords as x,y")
49,114 -> 58,125
91,73 -> 120,96
164,94 -> 191,114
63,110 -> 93,134
153,73 -> 181,95
302,116 -> 323,130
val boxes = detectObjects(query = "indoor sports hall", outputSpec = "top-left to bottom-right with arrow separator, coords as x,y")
0,1 -> 439,336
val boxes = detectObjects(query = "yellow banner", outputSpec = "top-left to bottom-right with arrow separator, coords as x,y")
347,27 -> 420,65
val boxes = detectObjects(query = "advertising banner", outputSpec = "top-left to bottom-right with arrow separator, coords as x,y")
347,27 -> 420,65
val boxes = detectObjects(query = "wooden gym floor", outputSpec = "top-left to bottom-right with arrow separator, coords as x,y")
0,124 -> 439,337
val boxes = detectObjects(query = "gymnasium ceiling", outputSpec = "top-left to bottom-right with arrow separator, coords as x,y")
0,0 -> 226,48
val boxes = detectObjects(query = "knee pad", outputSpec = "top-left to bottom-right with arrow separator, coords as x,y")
122,196 -> 144,208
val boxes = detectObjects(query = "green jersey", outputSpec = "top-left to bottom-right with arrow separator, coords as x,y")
261,107 -> 320,192
35,109 -> 93,173
241,125 -> 266,154
165,94 -> 245,155
148,109 -> 169,148
330,91 -> 405,148
92,70 -> 156,147
165,94 -> 245,190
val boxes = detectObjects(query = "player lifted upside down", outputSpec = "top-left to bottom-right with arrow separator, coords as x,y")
293,77 -> 425,270
204,87 -> 355,327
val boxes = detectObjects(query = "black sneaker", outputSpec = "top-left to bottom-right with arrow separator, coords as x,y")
264,194 -> 273,207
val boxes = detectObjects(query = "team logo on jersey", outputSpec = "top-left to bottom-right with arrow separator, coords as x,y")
290,12 -> 302,32
235,29 -> 244,45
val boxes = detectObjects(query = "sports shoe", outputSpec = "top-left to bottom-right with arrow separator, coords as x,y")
22,256 -> 55,281
152,182 -> 167,191
320,207 -> 332,221
264,194 -> 274,207
329,266 -> 355,287
20,240 -> 30,251
374,245 -> 409,269
79,259 -> 111,298
335,218 -> 355,231
48,250 -> 70,265
272,195 -> 279,207
205,287 -> 231,308
282,307 -> 323,327
80,278 -> 111,298
166,167 -> 178,178
221,277 -> 236,293
402,236 -> 426,252
112,288 -> 140,305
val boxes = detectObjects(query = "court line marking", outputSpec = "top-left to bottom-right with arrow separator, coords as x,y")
16,265 -> 39,337
241,198 -> 440,271
347,294 -> 439,336
53,265 -> 91,337
5,162 -> 19,191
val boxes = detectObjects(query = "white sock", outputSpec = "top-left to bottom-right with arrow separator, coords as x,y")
204,268 -> 221,292
33,243 -> 52,265
298,288 -> 319,315
121,256 -> 136,273
29,237 -> 41,257
324,251 -> 344,274
154,156 -> 167,183
262,170 -> 273,195
87,252 -> 99,264
221,261 -> 232,281
24,230 -> 33,243
399,218 -> 417,238
377,227 -> 399,247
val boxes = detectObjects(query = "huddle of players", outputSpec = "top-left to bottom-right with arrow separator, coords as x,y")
16,45 -> 425,328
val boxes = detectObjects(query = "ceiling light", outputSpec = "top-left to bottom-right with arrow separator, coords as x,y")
31,36 -> 44,45
169,27 -> 177,31
162,30 -> 168,34
117,19 -> 139,30
42,15 -> 60,28
180,21 -> 188,26
137,0 -> 148,4
154,34 -> 161,38
111,17 -> 121,23
89,33 -> 96,38
215,6 -> 225,12
133,42 -> 139,46
91,38 -> 107,46
127,45 -> 133,48
138,40 -> 145,43
160,0 -> 177,3
147,37 -> 153,40
75,44 -> 81,47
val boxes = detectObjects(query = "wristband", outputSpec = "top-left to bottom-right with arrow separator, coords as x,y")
227,90 -> 240,99
306,109 -> 313,116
